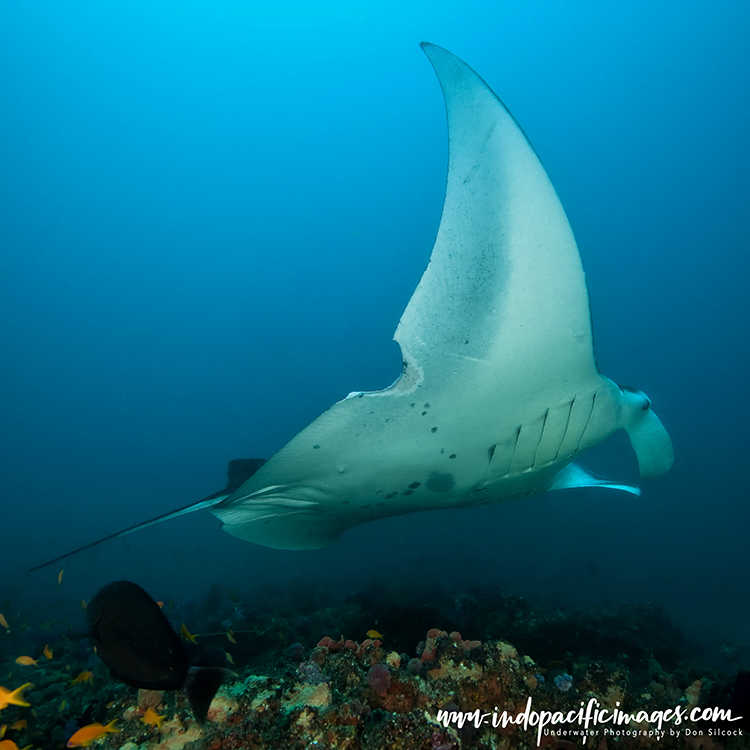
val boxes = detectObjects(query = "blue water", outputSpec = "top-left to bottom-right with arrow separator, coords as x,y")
1,1 -> 748,662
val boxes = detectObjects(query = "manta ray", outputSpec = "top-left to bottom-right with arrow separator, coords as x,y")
31,43 -> 672,571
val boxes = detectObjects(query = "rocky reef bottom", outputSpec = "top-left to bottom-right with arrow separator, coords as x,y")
1,584 -> 746,750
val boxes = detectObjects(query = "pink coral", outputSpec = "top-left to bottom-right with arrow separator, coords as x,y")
317,636 -> 345,652
420,628 -> 481,661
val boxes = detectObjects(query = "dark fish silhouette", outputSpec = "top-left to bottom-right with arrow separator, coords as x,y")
88,580 -> 232,723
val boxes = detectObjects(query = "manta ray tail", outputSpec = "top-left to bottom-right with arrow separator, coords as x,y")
28,459 -> 266,572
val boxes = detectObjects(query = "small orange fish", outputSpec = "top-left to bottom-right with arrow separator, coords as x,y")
10,720 -> 27,730
0,683 -> 32,710
140,706 -> 165,728
225,652 -> 235,666
14,657 -> 37,667
226,629 -> 237,644
70,671 -> 93,685
179,623 -> 197,644
156,601 -> 164,608
366,629 -> 384,640
0,614 -> 9,630
43,644 -> 53,660
0,740 -> 33,750
66,720 -> 119,747
58,569 -> 64,585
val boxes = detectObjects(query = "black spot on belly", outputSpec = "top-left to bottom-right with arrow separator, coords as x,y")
449,454 -> 457,459
313,444 -> 320,449
385,492 -> 397,499
402,490 -> 413,496
424,403 -> 430,408
421,411 -> 428,416
408,482 -> 421,489
431,427 -> 437,433
342,500 -> 350,504
425,471 -> 455,493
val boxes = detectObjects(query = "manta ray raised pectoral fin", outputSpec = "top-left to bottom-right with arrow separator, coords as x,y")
30,44 -> 673,571
208,43 -> 673,551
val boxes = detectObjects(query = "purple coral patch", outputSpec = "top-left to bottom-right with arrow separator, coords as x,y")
367,664 -> 391,694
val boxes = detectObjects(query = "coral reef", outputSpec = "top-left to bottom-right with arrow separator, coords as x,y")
0,585 -> 746,749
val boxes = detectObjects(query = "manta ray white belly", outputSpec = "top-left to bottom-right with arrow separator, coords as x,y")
209,43 -> 673,550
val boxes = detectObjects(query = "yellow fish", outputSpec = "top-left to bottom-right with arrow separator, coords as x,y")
140,706 -> 165,728
226,629 -> 237,644
58,569 -> 64,585
43,644 -> 53,660
366,629 -> 384,640
179,624 -> 198,644
0,683 -> 32,710
59,699 -> 66,713
10,720 -> 27,730
0,727 -> 5,739
70,671 -> 93,685
66,719 -> 118,747
225,652 -> 235,666
0,615 -> 8,631
14,657 -> 37,667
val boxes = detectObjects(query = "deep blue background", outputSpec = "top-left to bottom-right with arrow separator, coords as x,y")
1,1 -> 748,662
